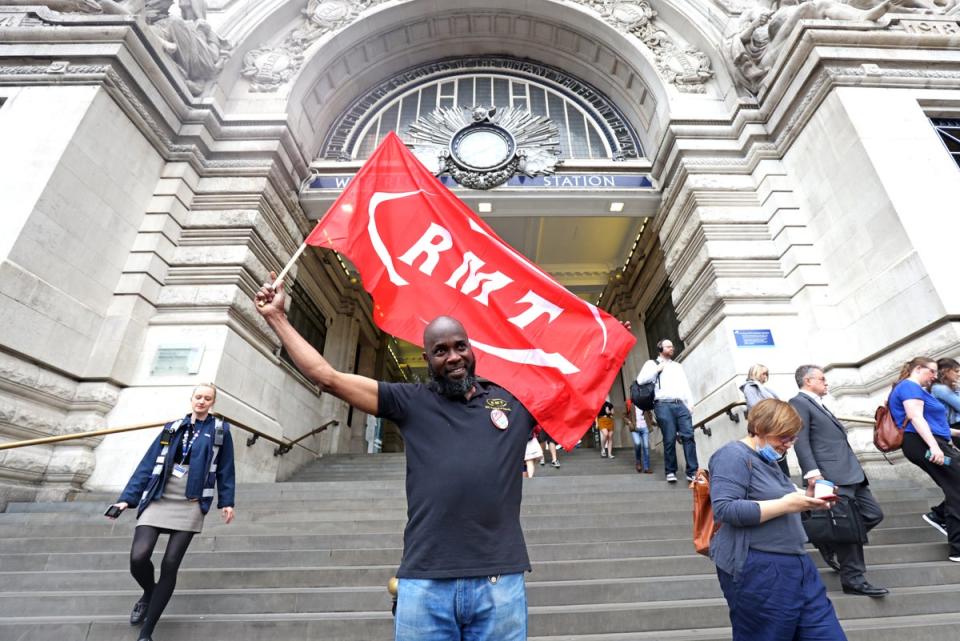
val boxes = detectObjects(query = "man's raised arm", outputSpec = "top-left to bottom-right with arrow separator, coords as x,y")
255,272 -> 379,415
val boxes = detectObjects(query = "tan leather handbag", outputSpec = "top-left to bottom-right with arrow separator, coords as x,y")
874,402 -> 907,453
691,469 -> 719,556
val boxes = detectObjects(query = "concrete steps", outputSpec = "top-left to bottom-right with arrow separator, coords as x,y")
0,447 -> 952,640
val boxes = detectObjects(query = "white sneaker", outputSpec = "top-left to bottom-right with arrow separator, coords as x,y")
666,473 -> 678,483
949,556 -> 960,563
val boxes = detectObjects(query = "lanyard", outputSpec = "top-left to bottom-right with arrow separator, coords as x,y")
179,422 -> 202,464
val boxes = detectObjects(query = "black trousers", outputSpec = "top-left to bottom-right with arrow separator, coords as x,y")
903,432 -> 960,557
826,481 -> 883,585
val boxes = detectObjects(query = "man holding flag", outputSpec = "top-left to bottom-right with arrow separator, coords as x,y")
254,132 -> 634,639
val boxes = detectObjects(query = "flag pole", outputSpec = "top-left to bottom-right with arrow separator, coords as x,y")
257,241 -> 308,307
272,242 -> 309,289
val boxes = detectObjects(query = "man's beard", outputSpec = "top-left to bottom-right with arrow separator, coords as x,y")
427,364 -> 477,399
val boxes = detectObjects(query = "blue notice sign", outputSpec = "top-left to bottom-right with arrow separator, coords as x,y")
734,329 -> 775,348
308,173 -> 653,191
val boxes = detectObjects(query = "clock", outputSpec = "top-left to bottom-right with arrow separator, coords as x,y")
449,124 -> 517,172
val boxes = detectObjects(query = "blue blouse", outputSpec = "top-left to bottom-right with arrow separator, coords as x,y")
708,441 -> 807,578
890,380 -> 951,439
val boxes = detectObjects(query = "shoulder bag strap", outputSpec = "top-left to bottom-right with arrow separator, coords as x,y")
202,418 -> 225,499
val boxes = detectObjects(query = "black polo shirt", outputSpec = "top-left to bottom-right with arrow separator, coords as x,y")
378,379 -> 535,579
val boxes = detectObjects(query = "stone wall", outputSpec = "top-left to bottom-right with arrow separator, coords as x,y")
0,84 -> 165,507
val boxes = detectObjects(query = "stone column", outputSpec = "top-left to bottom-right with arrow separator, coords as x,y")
317,298 -> 363,454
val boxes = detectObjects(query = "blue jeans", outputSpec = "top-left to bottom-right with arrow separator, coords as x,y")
631,428 -> 650,470
654,401 -> 698,477
717,550 -> 846,641
395,573 -> 527,641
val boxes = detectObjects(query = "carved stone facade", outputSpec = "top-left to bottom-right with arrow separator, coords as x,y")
241,0 -> 383,92
725,1 -> 960,96
1,0 -> 960,502
5,1 -> 232,94
579,0 -> 715,93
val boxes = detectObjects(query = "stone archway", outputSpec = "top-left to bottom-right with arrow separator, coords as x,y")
225,0 -> 734,164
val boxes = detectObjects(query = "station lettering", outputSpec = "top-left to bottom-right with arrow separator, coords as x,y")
310,173 -> 653,191
541,175 -> 617,188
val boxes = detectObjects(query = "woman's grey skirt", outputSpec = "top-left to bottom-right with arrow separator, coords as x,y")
137,466 -> 205,533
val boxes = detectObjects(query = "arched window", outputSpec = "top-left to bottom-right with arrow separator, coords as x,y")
322,57 -> 642,161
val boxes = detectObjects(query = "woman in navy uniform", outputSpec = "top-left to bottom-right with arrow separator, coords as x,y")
106,383 -> 236,641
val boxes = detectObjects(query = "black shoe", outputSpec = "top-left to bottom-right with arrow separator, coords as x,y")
130,600 -> 149,625
817,546 -> 841,572
923,511 -> 948,537
841,582 -> 889,597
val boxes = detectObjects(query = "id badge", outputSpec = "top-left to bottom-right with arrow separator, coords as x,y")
171,464 -> 187,479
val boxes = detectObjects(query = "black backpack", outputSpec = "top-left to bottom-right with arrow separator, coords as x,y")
630,370 -> 660,411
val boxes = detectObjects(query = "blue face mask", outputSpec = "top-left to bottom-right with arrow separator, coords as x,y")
757,444 -> 783,463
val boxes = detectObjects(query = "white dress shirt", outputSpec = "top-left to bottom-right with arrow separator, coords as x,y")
637,358 -> 693,409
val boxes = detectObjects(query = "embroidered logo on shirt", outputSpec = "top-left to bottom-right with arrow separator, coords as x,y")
485,398 -> 512,412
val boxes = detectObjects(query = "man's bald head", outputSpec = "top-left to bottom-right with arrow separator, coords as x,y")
423,316 -> 468,347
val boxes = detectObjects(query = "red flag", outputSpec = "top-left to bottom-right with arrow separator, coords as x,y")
306,132 -> 635,449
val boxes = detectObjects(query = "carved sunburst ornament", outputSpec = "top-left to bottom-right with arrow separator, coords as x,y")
408,106 -> 562,190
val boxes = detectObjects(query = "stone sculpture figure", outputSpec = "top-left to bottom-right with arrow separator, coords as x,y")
730,0 -> 903,94
147,0 -> 232,94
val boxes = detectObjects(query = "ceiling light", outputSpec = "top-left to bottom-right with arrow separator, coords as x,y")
609,202 -> 625,213
478,202 -> 492,213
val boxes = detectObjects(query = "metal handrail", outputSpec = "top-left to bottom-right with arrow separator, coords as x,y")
272,419 -> 338,456
690,402 -> 875,432
693,400 -> 747,434
0,414 -> 320,457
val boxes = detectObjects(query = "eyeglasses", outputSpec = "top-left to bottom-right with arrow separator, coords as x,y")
774,434 -> 798,445
919,365 -> 939,375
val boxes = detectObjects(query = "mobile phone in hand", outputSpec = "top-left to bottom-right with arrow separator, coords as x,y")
104,505 -> 122,519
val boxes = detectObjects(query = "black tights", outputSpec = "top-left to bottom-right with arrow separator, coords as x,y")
129,525 -> 195,638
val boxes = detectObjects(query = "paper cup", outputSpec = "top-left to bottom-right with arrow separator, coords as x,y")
814,479 -> 836,498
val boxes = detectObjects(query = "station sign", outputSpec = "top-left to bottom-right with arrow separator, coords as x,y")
308,173 -> 653,191
734,329 -> 775,348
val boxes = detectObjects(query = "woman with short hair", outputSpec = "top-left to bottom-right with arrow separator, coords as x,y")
106,384 -> 236,641
740,365 -> 789,475
889,358 -> 960,561
709,399 -> 844,640
740,363 -> 779,412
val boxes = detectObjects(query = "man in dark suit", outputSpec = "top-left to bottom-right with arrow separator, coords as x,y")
790,364 -> 888,597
